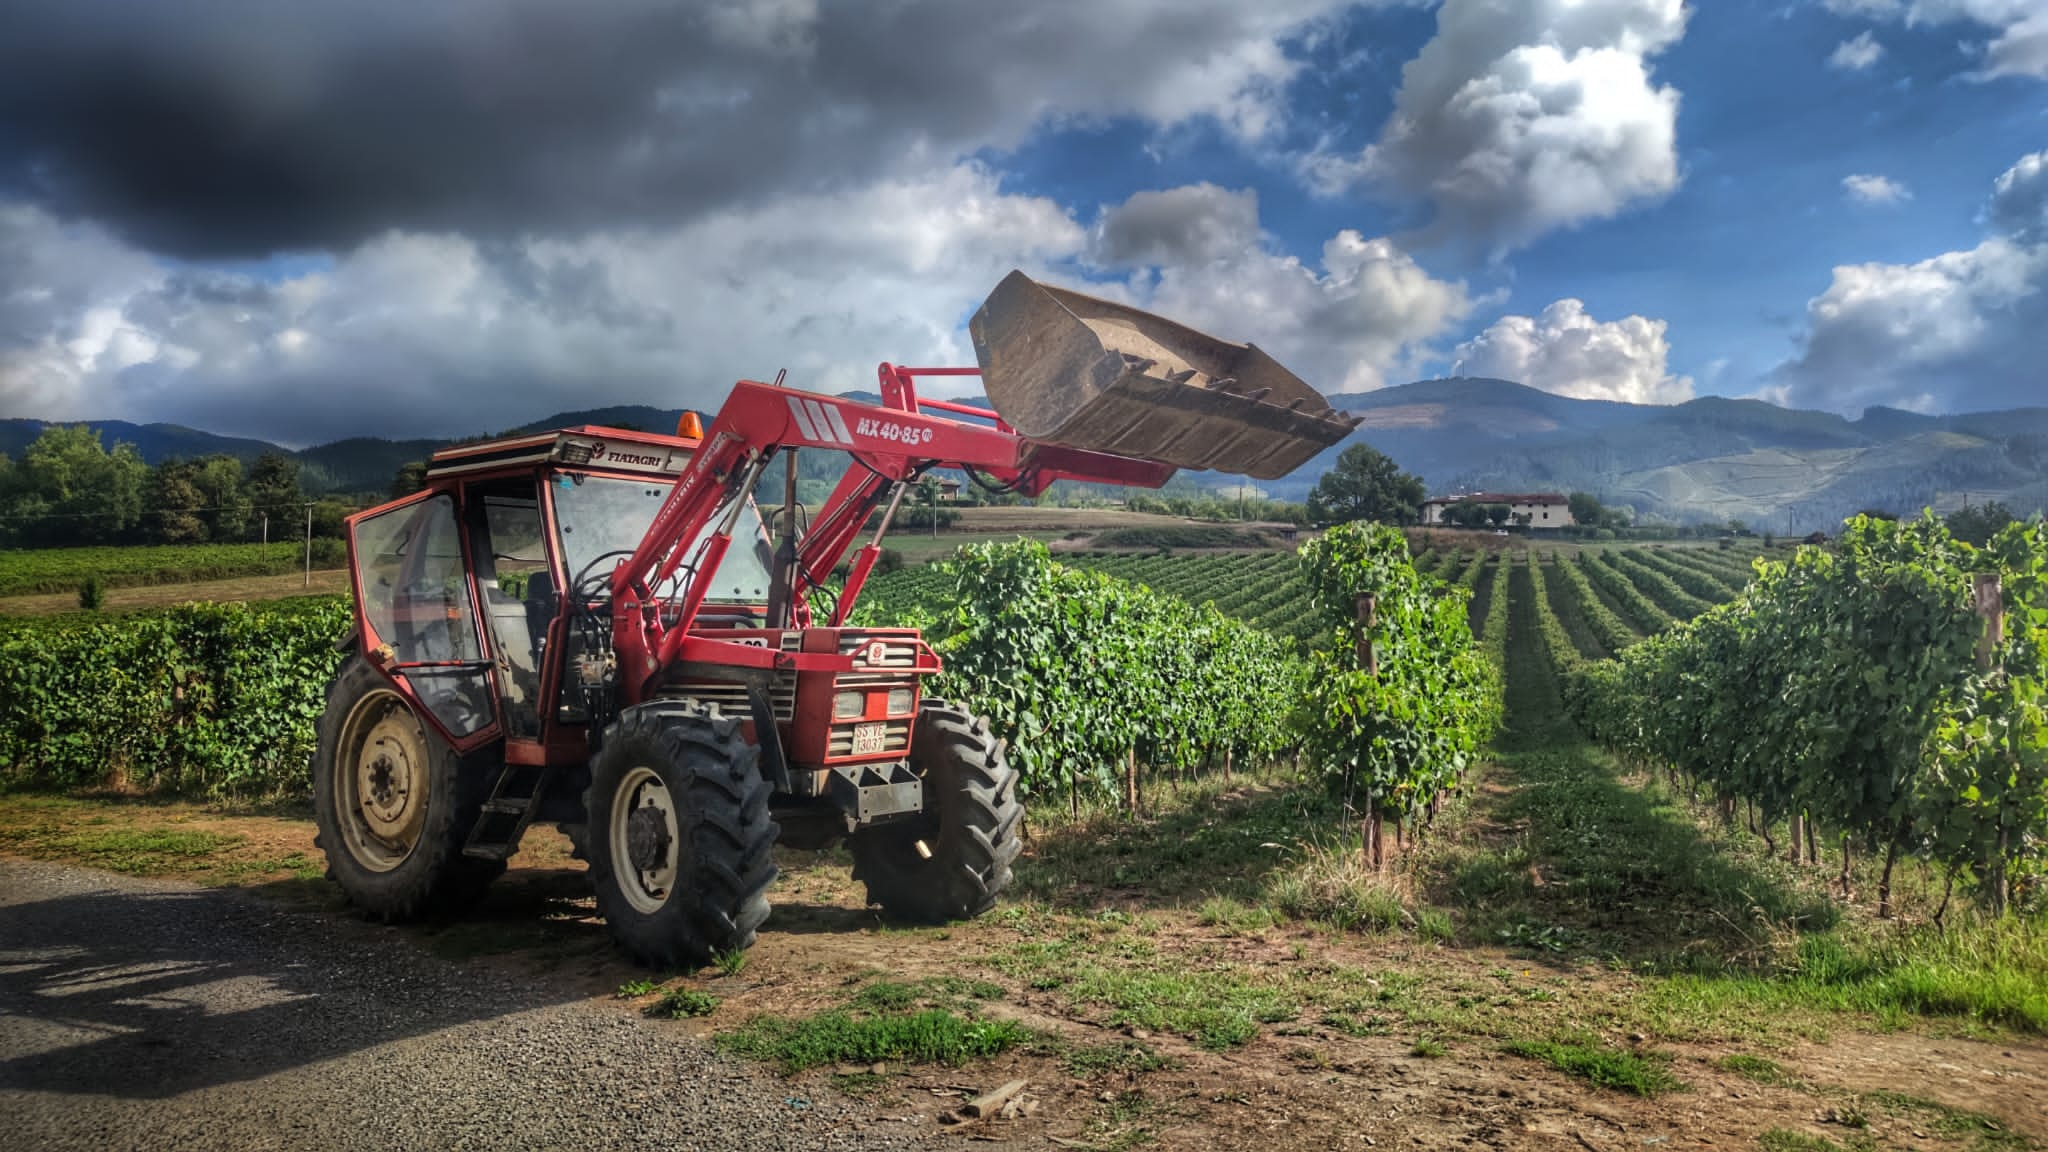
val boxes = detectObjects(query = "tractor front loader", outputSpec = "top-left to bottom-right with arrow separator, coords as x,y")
311,271 -> 1362,967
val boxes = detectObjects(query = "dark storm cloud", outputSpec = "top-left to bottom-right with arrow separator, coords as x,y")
0,0 -> 1342,258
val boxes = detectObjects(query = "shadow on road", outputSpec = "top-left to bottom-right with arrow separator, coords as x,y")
0,867 -> 594,1099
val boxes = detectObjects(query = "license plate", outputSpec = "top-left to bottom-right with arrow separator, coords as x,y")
851,722 -> 888,755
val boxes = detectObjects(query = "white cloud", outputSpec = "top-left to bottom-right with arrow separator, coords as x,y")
1773,150 -> 2048,413
1989,147 -> 2048,240
0,172 -> 1476,444
1449,298 -> 1694,404
1092,185 -> 1476,394
1822,0 -> 2048,79
1828,30 -> 1886,69
1307,0 -> 1689,256
1844,173 -> 1913,204
0,167 -> 1092,442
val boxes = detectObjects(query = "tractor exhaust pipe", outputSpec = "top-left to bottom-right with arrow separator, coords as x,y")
968,270 -> 1363,480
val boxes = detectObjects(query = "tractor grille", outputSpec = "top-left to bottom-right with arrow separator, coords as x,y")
836,631 -> 921,669
827,718 -> 913,759
665,677 -> 796,722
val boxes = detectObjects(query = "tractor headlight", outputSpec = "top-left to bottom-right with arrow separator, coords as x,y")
833,690 -> 866,720
886,687 -> 916,716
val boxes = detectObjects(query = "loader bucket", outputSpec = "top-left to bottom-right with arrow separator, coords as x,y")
969,270 -> 1363,480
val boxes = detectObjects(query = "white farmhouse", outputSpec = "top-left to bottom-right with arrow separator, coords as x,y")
1421,492 -> 1575,529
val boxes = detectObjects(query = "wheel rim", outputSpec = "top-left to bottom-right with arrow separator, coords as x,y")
334,689 -> 431,873
609,766 -> 679,915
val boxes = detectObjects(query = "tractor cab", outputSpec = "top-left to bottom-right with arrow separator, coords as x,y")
344,423 -> 775,749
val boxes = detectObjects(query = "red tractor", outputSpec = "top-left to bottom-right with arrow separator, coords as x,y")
313,272 -> 1360,966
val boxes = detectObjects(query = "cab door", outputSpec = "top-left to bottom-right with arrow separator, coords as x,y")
348,492 -> 501,751
460,478 -> 554,742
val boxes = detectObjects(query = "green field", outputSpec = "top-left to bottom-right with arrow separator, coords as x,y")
0,540 -> 347,597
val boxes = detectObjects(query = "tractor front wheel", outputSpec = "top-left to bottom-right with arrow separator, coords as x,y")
585,702 -> 778,968
312,656 -> 503,921
849,702 -> 1022,923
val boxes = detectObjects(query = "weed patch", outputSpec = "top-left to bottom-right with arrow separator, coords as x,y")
1655,923 -> 2048,1035
716,1009 -> 1030,1073
47,827 -> 243,873
650,988 -> 719,1019
1501,1035 -> 1680,1097
1063,1040 -> 1171,1077
1757,1130 -> 1872,1152
1264,839 -> 1408,933
1716,1053 -> 1801,1088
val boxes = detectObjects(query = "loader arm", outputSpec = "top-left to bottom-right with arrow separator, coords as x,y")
606,368 -> 1177,701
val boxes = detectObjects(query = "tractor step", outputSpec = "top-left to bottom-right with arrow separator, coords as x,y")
464,761 -> 550,861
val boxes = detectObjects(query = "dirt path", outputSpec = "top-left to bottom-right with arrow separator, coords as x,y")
0,856 -> 925,1152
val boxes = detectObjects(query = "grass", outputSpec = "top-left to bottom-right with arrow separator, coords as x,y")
0,540 -> 349,597
650,988 -> 720,1019
1499,1035 -> 1681,1097
1409,1036 -> 1447,1058
1757,1131 -> 1873,1152
715,1008 -> 1031,1073
1085,1089 -> 1161,1152
0,569 -> 353,617
42,827 -> 244,873
1262,837 -> 1408,933
1717,1053 -> 1802,1088
1063,1040 -> 1172,1077
986,930 -> 1300,1049
1861,1091 -> 2032,1149
1653,923 -> 2048,1035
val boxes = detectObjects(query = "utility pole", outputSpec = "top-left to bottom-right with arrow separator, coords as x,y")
304,502 -> 314,586
261,511 -> 268,547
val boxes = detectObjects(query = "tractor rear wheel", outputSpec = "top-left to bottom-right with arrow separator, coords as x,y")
312,656 -> 504,921
849,702 -> 1022,923
585,701 -> 778,968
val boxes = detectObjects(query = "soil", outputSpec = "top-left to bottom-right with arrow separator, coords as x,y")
2,796 -> 2041,1151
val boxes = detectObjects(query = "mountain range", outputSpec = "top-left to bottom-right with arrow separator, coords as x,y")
8,378 -> 2046,533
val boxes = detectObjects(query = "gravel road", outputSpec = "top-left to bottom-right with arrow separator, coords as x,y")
0,858 -> 927,1151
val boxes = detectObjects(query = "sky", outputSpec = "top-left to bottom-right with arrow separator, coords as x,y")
0,0 -> 2043,447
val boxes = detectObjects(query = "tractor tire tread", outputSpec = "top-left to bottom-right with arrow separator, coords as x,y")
311,656 -> 505,924
849,699 -> 1022,924
585,701 -> 778,969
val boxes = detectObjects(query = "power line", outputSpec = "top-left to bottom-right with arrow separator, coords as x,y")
0,498 -> 329,522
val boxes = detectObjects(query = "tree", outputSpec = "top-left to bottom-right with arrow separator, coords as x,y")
13,425 -> 148,544
193,455 -> 251,540
246,452 -> 304,524
1440,501 -> 1485,528
146,460 -> 209,543
392,460 -> 430,498
1568,491 -> 1605,528
1305,443 -> 1424,526
1484,503 -> 1511,528
1945,500 -> 2015,547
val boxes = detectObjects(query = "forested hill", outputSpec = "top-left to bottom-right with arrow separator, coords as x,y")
9,378 -> 2048,531
1288,378 -> 2048,532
